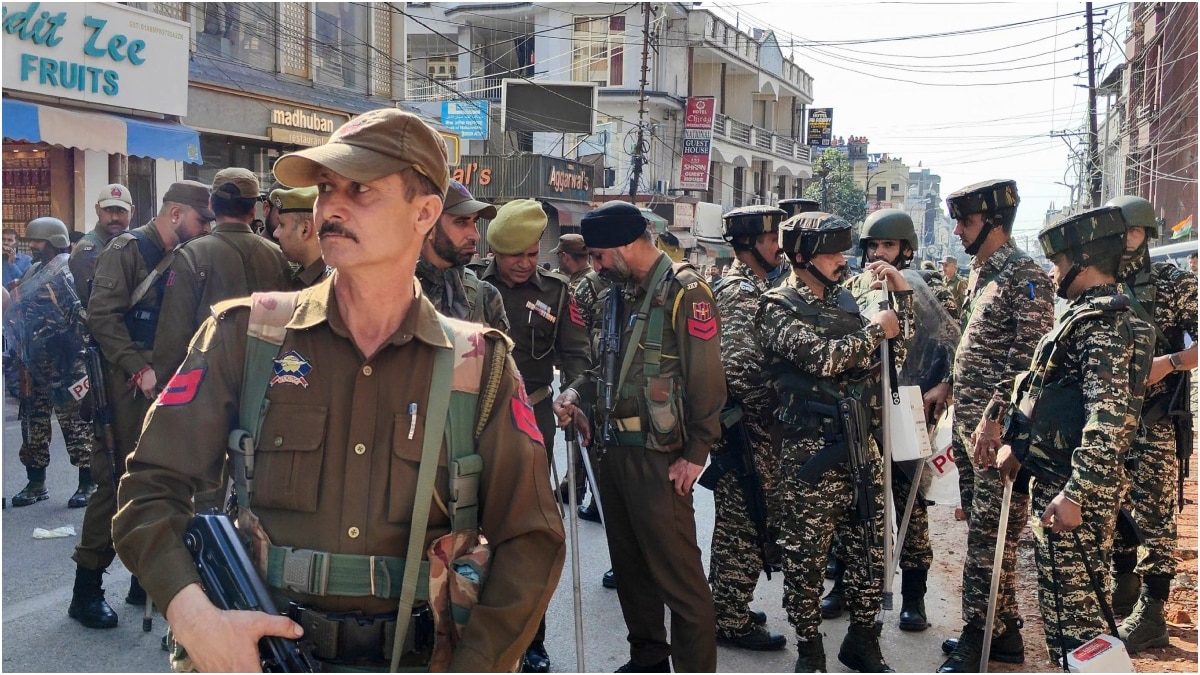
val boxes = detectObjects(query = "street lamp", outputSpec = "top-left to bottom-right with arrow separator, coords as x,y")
814,167 -> 831,212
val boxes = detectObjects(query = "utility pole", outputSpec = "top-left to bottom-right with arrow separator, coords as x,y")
1085,2 -> 1101,207
629,2 -> 652,203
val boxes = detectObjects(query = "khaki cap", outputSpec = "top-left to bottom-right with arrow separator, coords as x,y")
96,183 -> 133,210
443,179 -> 497,219
269,186 -> 318,214
273,108 -> 450,195
212,168 -> 261,200
162,180 -> 215,221
551,233 -> 588,255
486,199 -> 546,255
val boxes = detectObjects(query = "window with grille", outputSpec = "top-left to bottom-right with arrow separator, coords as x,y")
572,15 -> 624,87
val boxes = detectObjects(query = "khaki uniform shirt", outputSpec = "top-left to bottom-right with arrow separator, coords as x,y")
292,256 -> 332,289
568,253 -> 726,466
153,221 -> 291,379
86,223 -> 165,379
479,262 -> 591,394
69,225 -> 120,308
112,277 -> 566,672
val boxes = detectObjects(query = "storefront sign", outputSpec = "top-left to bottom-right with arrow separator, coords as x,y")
270,107 -> 344,133
679,96 -> 715,190
441,100 -> 489,140
2,2 -> 190,116
452,154 -> 594,203
452,161 -> 494,188
267,127 -> 328,148
807,108 -> 833,147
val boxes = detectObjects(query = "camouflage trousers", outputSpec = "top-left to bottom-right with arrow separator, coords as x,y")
708,430 -> 780,635
833,460 -> 932,571
1115,418 -> 1177,578
18,383 -> 91,470
778,436 -> 885,638
1031,475 -> 1119,664
952,401 -> 1028,629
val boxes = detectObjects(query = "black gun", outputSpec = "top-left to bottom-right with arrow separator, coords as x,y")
83,343 -> 120,501
184,512 -> 318,672
795,398 -> 879,584
1168,370 -> 1193,513
698,403 -> 773,579
597,284 -> 623,446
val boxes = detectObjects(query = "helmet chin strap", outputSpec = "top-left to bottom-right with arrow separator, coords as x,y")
964,219 -> 996,256
749,246 -> 776,278
800,259 -> 844,291
1056,264 -> 1082,300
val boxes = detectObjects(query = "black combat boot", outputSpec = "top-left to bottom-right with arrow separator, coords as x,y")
520,640 -> 550,673
615,658 -> 670,672
126,575 -> 147,606
602,569 -> 616,589
793,635 -> 826,673
749,609 -> 767,625
821,561 -> 846,619
12,467 -> 48,507
68,566 -> 118,629
716,623 -> 787,651
825,552 -> 840,580
68,467 -> 97,508
898,568 -> 930,631
578,500 -> 602,523
838,621 -> 894,672
940,617 -> 1024,664
1119,576 -> 1171,653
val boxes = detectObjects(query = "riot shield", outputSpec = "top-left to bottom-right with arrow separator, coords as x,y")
3,253 -> 88,406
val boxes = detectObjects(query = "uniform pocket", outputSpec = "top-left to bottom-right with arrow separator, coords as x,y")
643,375 -> 684,453
388,413 -> 446,524
253,403 -> 328,512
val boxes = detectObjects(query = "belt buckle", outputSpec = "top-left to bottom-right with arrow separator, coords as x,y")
283,548 -> 331,596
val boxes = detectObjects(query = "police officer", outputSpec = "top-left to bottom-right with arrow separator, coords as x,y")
153,168 -> 292,382
70,181 -> 213,629
477,198 -> 590,673
755,212 -> 911,673
5,217 -> 94,509
554,200 -> 724,672
938,179 -> 1054,672
552,233 -> 593,285
69,184 -> 133,306
705,205 -> 787,651
832,208 -> 948,633
1106,195 -> 1198,652
941,255 -> 967,318
112,108 -> 565,672
996,206 -> 1154,666
268,186 -> 331,289
416,179 -> 508,331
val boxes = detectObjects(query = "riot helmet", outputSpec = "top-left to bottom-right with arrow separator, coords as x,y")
24,217 -> 70,249
780,211 -> 854,289
859,208 -> 918,268
946,179 -> 1019,255
1039,205 -> 1127,299
1104,195 -> 1158,238
777,198 -> 821,219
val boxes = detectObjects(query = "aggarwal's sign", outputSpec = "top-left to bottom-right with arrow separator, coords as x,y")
2,2 -> 190,116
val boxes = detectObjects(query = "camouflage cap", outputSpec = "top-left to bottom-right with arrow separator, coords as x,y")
1038,205 -> 1127,258
946,179 -> 1019,220
722,205 -> 788,240
779,211 -> 855,258
777,198 -> 821,219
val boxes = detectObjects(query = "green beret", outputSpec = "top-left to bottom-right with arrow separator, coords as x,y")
486,199 -> 546,254
269,186 -> 318,214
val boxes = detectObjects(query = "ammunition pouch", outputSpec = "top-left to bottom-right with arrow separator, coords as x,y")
288,604 -> 433,667
643,375 -> 684,452
265,546 -> 429,600
1022,381 -> 1083,466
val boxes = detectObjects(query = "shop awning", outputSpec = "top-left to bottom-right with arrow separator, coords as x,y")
540,199 -> 592,230
698,238 -> 734,258
640,208 -> 668,234
2,99 -> 202,164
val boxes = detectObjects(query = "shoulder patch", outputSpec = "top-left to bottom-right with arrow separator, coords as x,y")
687,301 -> 717,340
740,280 -> 756,293
510,380 -> 544,445
158,367 -> 206,406
685,281 -> 699,290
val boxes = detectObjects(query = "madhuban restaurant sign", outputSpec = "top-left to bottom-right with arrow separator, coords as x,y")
266,107 -> 348,147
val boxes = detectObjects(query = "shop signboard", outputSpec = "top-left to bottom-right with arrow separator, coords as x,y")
679,96 -> 715,190
441,100 -> 489,140
807,108 -> 833,147
2,2 -> 191,116
451,154 -> 594,203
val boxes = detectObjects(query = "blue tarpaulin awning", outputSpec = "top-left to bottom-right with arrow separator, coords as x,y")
2,99 -> 202,164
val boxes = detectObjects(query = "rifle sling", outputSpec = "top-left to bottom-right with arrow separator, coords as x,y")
615,255 -> 673,396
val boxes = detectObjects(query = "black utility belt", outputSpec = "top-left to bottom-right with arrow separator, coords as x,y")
287,603 -> 433,667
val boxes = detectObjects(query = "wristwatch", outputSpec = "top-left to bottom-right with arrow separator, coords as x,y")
1169,352 -> 1184,371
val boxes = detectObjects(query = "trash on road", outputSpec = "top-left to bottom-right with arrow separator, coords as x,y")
32,526 -> 76,539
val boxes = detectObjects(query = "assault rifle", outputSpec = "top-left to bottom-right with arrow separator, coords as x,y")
597,285 -> 623,446
184,512 -> 318,672
1169,370 -> 1193,513
796,398 -> 878,584
698,402 -> 773,579
84,343 -> 120,500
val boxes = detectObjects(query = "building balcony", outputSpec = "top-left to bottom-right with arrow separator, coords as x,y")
713,113 -> 811,165
687,11 -> 814,102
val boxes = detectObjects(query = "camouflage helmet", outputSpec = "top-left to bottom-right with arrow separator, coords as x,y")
946,179 -> 1020,231
777,198 -> 821,219
860,208 -> 919,253
1038,206 -> 1127,259
1104,195 -> 1158,237
779,211 -> 855,261
24,217 -> 70,249
722,205 -> 787,250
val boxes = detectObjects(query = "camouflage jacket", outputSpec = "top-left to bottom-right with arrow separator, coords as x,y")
946,273 -> 968,318
1007,285 -> 1152,504
953,240 -> 1055,423
416,257 -> 510,332
1118,256 -> 1198,409
714,260 -> 776,426
571,270 -> 608,363
918,269 -> 961,319
2,253 -> 88,405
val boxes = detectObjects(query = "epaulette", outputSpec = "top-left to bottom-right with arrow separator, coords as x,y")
539,267 -> 571,286
211,296 -> 254,321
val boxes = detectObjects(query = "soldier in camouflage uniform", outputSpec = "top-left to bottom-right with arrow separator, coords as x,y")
1105,195 -> 1198,652
3,217 -> 94,509
835,209 -> 940,633
755,211 -> 912,673
942,255 -> 968,318
416,180 -> 508,331
996,206 -> 1154,665
938,180 -> 1055,672
705,205 -> 788,651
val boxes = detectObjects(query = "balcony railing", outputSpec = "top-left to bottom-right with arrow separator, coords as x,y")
696,14 -> 814,99
712,113 -> 812,164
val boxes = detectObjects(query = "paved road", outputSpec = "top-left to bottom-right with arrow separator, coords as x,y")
2,395 -> 968,672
